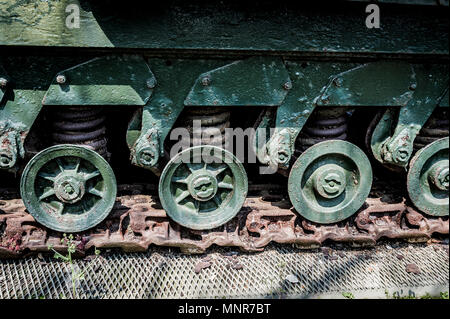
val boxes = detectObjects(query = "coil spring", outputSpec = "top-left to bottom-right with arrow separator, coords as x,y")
49,106 -> 109,158
174,107 -> 231,149
295,107 -> 350,155
414,107 -> 449,152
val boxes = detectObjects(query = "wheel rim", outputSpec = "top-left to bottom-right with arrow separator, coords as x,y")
407,137 -> 449,216
158,145 -> 248,230
288,140 -> 373,224
20,145 -> 117,232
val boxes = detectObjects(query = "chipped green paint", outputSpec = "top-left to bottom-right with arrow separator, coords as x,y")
158,145 -> 248,230
0,0 -> 113,48
316,62 -> 416,107
407,137 -> 449,217
288,140 -> 373,224
0,89 -> 45,170
370,64 -> 449,167
255,62 -> 359,168
20,145 -> 117,233
0,56 -> 90,171
43,55 -> 154,106
127,59 -> 228,173
0,1 -> 448,57
185,57 -> 291,107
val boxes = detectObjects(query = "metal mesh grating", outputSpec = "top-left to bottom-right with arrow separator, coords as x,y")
0,243 -> 448,299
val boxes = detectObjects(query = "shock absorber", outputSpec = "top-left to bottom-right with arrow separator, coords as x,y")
295,107 -> 350,155
171,107 -> 231,149
414,107 -> 449,152
49,106 -> 109,159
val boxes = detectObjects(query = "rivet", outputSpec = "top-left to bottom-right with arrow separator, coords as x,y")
146,78 -> 157,89
283,81 -> 292,90
56,74 -> 66,84
201,76 -> 211,86
0,77 -> 7,87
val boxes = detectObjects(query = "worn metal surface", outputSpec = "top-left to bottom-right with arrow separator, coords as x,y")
158,146 -> 248,230
0,57 -> 80,172
407,137 -> 449,217
43,55 -> 154,106
318,62 -> 449,168
288,140 -> 373,224
255,61 -> 449,173
0,241 -> 448,299
1,177 -> 448,258
255,62 -> 357,168
19,145 -> 117,233
185,57 -> 291,106
126,58 -> 227,175
0,1 -> 448,58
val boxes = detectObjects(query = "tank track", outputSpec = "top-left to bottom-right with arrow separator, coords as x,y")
1,177 -> 447,258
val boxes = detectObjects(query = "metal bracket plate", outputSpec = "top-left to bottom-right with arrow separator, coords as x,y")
43,55 -> 155,106
370,64 -> 449,167
185,57 -> 291,107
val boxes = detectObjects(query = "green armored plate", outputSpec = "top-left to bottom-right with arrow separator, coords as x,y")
288,140 -> 373,224
20,145 -> 117,233
158,146 -> 248,230
407,137 -> 449,216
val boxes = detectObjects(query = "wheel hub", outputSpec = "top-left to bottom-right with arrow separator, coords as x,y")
20,145 -> 117,233
158,145 -> 248,230
54,174 -> 85,204
313,164 -> 346,199
187,170 -> 218,202
288,140 -> 372,224
407,137 -> 449,217
428,160 -> 449,191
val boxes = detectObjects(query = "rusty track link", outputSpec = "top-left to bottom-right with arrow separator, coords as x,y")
0,182 -> 448,258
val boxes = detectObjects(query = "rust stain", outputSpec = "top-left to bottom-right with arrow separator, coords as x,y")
0,191 -> 448,258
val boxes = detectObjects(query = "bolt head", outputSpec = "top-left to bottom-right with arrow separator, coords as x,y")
201,77 -> 211,86
283,81 -> 292,90
0,77 -> 8,87
56,74 -> 66,84
146,78 -> 157,89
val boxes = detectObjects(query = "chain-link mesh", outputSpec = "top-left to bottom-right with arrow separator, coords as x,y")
0,243 -> 448,299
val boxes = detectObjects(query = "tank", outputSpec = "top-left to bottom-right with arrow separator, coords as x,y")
0,0 -> 448,256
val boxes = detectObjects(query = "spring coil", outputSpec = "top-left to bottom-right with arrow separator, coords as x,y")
49,106 -> 109,158
173,107 -> 231,149
414,107 -> 449,152
295,107 -> 350,155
